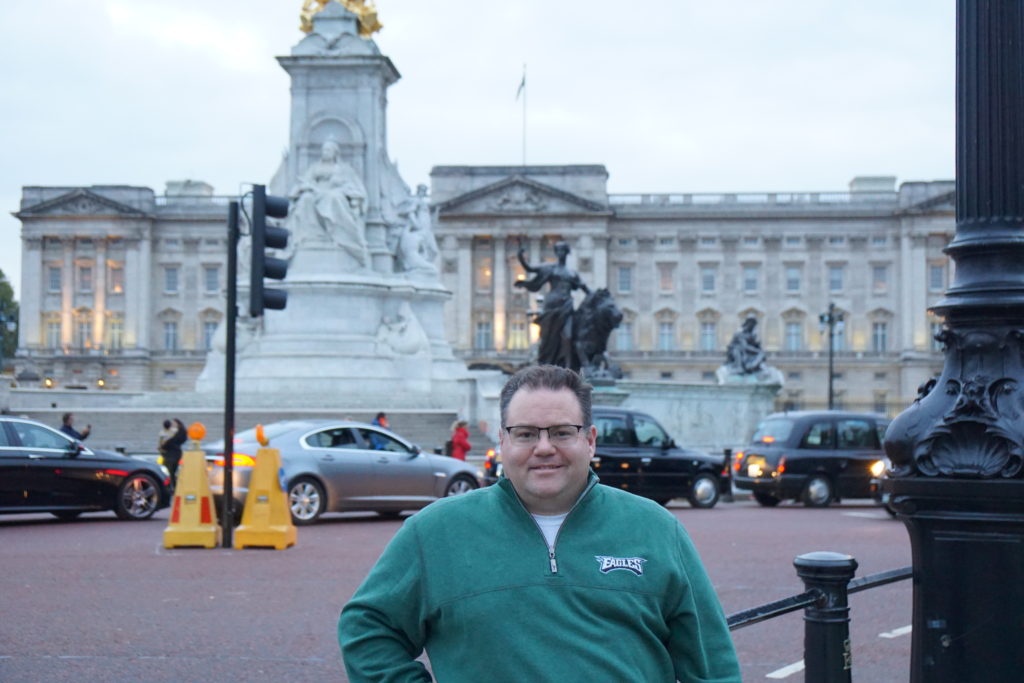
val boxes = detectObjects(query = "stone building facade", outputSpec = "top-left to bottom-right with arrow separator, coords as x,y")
13,168 -> 954,414
432,166 -> 954,415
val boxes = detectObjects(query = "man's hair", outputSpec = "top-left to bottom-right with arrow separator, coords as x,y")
61,412 -> 72,425
499,365 -> 593,428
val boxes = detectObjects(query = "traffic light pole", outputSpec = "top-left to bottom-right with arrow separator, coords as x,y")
223,200 -> 238,548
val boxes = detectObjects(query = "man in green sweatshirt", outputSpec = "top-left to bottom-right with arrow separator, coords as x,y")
339,365 -> 741,682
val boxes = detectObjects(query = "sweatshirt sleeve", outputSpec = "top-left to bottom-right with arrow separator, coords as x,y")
338,521 -> 433,682
666,524 -> 742,682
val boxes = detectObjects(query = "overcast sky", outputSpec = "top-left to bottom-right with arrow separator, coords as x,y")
0,0 -> 955,298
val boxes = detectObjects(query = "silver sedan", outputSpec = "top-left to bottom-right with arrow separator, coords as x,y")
205,420 -> 482,525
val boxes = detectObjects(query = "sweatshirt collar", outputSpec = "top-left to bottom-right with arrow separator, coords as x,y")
496,470 -> 600,513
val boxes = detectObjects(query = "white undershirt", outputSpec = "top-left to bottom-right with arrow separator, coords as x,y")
531,512 -> 569,550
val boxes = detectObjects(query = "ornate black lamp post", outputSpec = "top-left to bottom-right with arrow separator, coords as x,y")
818,303 -> 844,410
883,2 -> 1024,680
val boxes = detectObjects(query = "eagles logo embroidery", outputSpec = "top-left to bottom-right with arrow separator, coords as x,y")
595,555 -> 647,576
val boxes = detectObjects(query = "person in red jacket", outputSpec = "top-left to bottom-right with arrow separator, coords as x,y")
450,420 -> 471,461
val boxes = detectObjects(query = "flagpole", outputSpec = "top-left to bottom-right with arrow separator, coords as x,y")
521,63 -> 527,166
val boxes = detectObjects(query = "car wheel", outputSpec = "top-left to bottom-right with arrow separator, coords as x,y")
445,475 -> 478,497
802,475 -> 834,507
288,477 -> 326,525
114,473 -> 161,520
754,491 -> 781,507
687,473 -> 720,509
52,511 -> 82,521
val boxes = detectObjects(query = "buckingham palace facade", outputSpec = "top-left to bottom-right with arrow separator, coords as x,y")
13,167 -> 953,414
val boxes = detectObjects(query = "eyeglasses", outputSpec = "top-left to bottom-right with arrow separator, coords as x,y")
504,424 -> 584,446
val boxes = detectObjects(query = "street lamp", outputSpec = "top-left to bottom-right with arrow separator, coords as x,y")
818,303 -> 844,410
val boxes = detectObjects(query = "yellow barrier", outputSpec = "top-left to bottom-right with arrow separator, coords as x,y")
162,447 -> 221,549
234,426 -> 296,550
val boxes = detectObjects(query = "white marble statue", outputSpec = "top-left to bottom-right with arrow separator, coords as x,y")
396,184 -> 439,280
374,302 -> 429,356
286,139 -> 370,267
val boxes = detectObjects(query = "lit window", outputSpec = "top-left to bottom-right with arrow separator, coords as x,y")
109,266 -> 124,294
872,265 -> 888,293
476,257 -> 493,292
108,316 -> 124,350
75,316 -> 91,348
46,321 -> 61,348
507,315 -> 529,350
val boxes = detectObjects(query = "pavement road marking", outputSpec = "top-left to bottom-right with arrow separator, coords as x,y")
880,624 -> 913,639
842,511 -> 889,519
766,660 -> 805,679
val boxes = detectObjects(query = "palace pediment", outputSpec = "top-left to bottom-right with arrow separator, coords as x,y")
902,190 -> 955,215
435,176 -> 610,216
17,189 -> 150,218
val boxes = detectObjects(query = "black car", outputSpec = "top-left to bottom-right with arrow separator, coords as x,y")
733,410 -> 889,507
591,407 -> 727,508
0,416 -> 172,521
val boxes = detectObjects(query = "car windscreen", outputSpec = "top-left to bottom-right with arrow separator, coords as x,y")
751,418 -> 794,445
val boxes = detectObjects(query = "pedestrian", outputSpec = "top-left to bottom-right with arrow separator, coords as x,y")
367,412 -> 390,450
158,418 -> 187,485
59,412 -> 91,441
448,419 -> 471,461
338,365 -> 741,681
371,412 -> 388,429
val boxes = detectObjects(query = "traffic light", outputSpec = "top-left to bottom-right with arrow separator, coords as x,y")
250,185 -> 290,317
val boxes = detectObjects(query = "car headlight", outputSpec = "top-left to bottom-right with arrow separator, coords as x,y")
869,459 -> 887,478
159,464 -> 171,478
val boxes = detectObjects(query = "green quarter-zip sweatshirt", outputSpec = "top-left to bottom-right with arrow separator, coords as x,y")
339,473 -> 741,682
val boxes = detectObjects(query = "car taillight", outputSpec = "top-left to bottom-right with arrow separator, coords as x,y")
777,457 -> 786,475
214,453 -> 256,467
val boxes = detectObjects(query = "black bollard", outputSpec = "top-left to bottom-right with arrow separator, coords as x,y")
794,551 -> 858,683
720,448 -> 734,503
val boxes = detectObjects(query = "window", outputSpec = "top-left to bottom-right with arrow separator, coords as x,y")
507,315 -> 529,351
873,393 -> 888,415
75,317 -> 91,348
595,415 -> 631,446
828,265 -> 844,292
307,428 -> 360,449
204,266 -> 219,293
700,321 -> 717,351
618,238 -> 633,247
657,263 -> 674,292
634,416 -> 669,448
700,237 -> 717,246
785,236 -> 801,246
204,238 -> 220,246
742,265 -> 760,293
108,316 -> 124,350
801,421 -> 834,448
872,321 -> 888,352
46,321 -> 61,348
700,266 -> 716,293
78,266 -> 93,292
617,266 -> 633,294
474,321 -> 492,350
743,236 -> 759,246
164,321 -> 178,351
931,322 -> 945,351
701,371 -> 716,381
929,264 -> 946,292
787,371 -> 803,380
163,370 -> 177,379
837,419 -> 877,449
476,257 -> 493,292
617,321 -> 634,351
872,235 -> 887,246
660,371 -> 673,380
165,239 -> 179,247
874,371 -> 888,380
830,322 -> 847,351
203,322 -> 218,351
10,422 -> 71,450
164,267 -> 179,294
784,321 -> 803,351
785,266 -> 801,292
109,266 -> 124,294
658,321 -> 674,351
47,267 -> 62,293
872,265 -> 889,293
828,236 -> 845,245
659,237 -> 675,246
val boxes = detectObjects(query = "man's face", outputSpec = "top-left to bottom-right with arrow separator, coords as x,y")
499,387 -> 596,515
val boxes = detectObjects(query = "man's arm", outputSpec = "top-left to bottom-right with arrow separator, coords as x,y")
666,525 -> 742,682
339,522 -> 433,682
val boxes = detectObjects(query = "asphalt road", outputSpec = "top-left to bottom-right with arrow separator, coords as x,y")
0,494 -> 912,682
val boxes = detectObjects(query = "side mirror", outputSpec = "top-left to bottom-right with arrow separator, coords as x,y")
67,442 -> 84,457
662,439 -> 675,450
407,445 -> 422,459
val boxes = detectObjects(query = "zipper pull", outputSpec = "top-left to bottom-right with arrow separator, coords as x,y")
549,549 -> 558,574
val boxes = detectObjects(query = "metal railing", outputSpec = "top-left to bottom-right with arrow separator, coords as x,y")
726,553 -> 912,681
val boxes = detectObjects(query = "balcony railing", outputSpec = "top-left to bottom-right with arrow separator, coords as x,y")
609,191 -> 898,207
